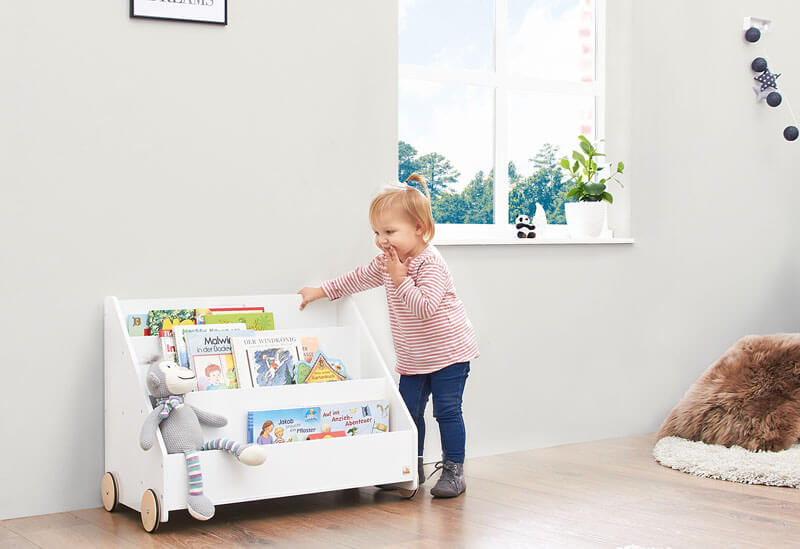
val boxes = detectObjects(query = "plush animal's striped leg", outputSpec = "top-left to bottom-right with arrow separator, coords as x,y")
203,438 -> 266,466
202,438 -> 242,457
183,451 -> 214,520
185,450 -> 204,495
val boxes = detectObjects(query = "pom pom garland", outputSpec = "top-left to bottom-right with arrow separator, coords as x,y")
745,27 -> 761,42
751,57 -> 768,72
767,92 -> 782,107
745,22 -> 797,142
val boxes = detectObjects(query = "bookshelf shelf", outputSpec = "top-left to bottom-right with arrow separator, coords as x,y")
103,294 -> 418,531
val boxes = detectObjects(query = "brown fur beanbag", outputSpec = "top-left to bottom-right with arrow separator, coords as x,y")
657,334 -> 800,452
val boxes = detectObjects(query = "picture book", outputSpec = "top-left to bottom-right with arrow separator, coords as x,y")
307,430 -> 346,440
195,306 -> 264,324
147,309 -> 195,335
319,400 -> 390,437
127,313 -> 149,336
203,312 -> 274,331
246,400 -> 390,445
184,330 -> 253,391
295,351 -> 350,384
159,330 -> 177,363
247,407 -> 321,444
173,323 -> 247,369
232,334 -> 301,388
301,336 -> 319,363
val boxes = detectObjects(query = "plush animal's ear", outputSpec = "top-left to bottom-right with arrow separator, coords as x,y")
147,373 -> 159,390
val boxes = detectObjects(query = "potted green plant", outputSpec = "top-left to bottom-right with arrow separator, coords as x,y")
560,135 -> 625,238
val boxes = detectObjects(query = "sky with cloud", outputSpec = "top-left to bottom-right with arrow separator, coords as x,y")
399,0 -> 595,192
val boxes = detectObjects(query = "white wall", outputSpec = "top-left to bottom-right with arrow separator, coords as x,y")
0,0 -> 396,520
3,0 -> 800,520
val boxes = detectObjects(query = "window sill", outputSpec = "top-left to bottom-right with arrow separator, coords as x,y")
431,224 -> 634,246
433,236 -> 634,246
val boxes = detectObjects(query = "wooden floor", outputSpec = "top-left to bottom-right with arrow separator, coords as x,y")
3,434 -> 800,548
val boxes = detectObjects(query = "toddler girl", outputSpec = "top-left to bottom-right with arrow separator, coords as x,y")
297,174 -> 479,498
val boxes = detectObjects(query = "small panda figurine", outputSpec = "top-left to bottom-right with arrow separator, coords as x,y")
515,214 -> 536,239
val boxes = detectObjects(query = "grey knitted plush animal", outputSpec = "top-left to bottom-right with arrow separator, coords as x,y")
139,360 -> 266,521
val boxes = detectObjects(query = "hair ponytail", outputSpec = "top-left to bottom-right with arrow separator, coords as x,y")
405,173 -> 431,202
370,173 -> 436,243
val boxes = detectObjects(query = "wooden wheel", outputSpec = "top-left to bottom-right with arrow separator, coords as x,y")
398,488 -> 418,499
140,489 -> 161,533
100,472 -> 119,512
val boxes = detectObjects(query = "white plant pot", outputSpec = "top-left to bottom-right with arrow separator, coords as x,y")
565,201 -> 607,238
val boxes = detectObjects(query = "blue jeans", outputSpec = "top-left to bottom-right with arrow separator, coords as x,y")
398,362 -> 470,464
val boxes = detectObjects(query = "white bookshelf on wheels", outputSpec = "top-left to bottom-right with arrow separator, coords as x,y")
102,294 -> 418,532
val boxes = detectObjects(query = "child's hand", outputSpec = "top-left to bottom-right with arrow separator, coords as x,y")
385,246 -> 410,287
297,287 -> 326,311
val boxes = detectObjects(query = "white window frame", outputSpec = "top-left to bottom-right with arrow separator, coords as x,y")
399,0 -> 612,245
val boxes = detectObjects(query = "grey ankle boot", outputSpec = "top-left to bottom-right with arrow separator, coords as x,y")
429,461 -> 466,498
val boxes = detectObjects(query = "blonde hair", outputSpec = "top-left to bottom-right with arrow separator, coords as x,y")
369,174 -> 435,243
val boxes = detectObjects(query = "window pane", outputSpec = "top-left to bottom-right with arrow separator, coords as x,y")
399,0 -> 494,72
507,90 -> 595,224
508,0 -> 595,82
399,80 -> 494,224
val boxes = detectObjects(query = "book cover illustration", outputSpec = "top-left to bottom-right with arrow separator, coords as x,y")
196,306 -> 264,324
247,407 -> 321,444
301,336 -> 319,363
159,330 -> 177,363
319,400 -> 389,437
204,312 -> 274,331
173,323 -> 248,369
127,314 -> 149,336
307,429 -> 347,440
232,334 -> 302,388
147,309 -> 196,335
184,330 -> 253,391
296,351 -> 350,384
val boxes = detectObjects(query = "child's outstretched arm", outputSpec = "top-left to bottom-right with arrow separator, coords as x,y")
298,287 -> 326,310
298,255 -> 386,310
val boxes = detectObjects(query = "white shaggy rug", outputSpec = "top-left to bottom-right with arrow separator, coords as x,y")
653,436 -> 800,488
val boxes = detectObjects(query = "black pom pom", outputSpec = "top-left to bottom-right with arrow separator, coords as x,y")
751,57 -> 768,72
745,27 -> 761,42
767,92 -> 782,107
784,126 -> 799,141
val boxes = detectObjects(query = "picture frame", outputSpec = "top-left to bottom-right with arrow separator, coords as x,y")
130,0 -> 227,25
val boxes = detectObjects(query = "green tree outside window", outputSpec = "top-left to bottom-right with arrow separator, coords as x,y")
399,141 -> 571,224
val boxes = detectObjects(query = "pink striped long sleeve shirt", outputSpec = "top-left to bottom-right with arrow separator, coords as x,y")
321,245 -> 479,375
